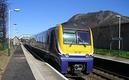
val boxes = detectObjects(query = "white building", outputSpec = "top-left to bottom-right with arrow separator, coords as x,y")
13,36 -> 20,46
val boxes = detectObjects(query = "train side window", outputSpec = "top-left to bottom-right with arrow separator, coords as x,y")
46,33 -> 49,44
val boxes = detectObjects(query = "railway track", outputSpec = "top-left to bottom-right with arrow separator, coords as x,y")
67,68 -> 125,80
91,68 -> 125,80
24,45 -> 128,80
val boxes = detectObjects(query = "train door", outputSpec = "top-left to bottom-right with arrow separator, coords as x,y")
49,30 -> 57,53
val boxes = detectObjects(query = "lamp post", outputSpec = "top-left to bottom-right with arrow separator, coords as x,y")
8,9 -> 20,56
13,23 -> 17,38
116,15 -> 121,50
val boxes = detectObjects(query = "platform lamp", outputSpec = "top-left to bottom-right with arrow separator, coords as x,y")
13,23 -> 17,38
116,15 -> 121,50
8,9 -> 20,56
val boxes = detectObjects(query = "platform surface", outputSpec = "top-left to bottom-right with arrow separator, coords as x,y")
21,44 -> 68,80
94,54 -> 129,64
2,46 -> 35,80
2,44 -> 68,80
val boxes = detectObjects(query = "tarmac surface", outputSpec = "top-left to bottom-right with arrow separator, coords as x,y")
1,46 -> 35,80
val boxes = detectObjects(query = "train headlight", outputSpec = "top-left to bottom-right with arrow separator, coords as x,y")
89,53 -> 94,57
63,54 -> 69,57
85,54 -> 90,57
85,54 -> 93,57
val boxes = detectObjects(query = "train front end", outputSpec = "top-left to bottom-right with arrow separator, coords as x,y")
57,24 -> 94,74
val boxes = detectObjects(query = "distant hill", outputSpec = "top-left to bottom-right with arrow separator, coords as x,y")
62,10 -> 129,28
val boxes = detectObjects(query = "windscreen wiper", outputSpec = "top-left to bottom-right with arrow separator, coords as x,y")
69,40 -> 75,47
78,37 -> 86,47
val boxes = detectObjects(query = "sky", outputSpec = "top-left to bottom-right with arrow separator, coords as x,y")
8,0 -> 129,38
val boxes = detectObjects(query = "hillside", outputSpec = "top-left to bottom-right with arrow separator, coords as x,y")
62,10 -> 129,28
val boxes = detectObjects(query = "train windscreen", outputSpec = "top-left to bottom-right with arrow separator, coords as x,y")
63,30 -> 76,44
77,31 -> 90,45
63,30 -> 91,45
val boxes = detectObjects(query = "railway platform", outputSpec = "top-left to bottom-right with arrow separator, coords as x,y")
1,46 -> 35,80
94,54 -> 129,79
2,44 -> 68,80
21,44 -> 68,80
94,54 -> 129,64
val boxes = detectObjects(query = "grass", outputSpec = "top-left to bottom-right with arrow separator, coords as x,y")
0,42 -> 10,80
0,48 -> 10,79
0,49 -> 9,72
0,42 -> 13,79
0,49 -> 8,56
95,48 -> 129,59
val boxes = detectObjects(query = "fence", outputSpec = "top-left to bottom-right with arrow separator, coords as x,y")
92,23 -> 129,51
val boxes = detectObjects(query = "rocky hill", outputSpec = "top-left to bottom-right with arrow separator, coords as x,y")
62,10 -> 129,28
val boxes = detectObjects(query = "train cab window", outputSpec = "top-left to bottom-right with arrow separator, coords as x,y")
63,30 -> 91,45
63,30 -> 76,44
77,31 -> 90,45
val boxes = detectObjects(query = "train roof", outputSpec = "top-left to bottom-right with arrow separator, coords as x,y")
62,22 -> 90,31
33,22 -> 91,37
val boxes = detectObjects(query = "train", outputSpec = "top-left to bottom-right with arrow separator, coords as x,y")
27,23 -> 94,74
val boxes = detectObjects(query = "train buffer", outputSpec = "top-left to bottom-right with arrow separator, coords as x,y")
2,44 -> 68,80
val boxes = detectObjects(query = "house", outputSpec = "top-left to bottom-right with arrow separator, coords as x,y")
13,36 -> 20,46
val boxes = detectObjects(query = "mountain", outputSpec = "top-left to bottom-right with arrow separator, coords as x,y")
62,10 -> 129,28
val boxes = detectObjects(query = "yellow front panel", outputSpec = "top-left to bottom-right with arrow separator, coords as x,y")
63,45 -> 92,54
58,24 -> 64,50
58,24 -> 94,55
